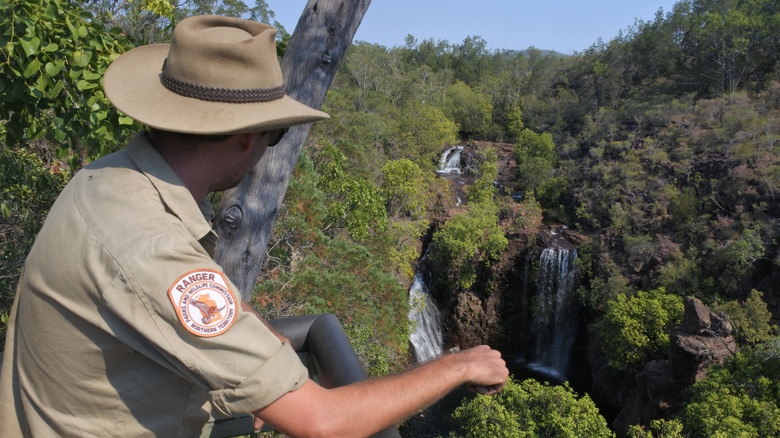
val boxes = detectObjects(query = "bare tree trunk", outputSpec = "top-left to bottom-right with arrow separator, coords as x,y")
214,0 -> 371,300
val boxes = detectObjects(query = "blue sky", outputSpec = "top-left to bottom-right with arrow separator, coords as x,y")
266,0 -> 680,54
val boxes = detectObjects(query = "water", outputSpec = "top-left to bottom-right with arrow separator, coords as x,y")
434,145 -> 463,175
408,271 -> 444,363
531,246 -> 579,380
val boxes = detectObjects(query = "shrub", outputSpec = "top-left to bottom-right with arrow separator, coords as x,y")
597,288 -> 684,373
452,377 -> 614,437
681,344 -> 780,438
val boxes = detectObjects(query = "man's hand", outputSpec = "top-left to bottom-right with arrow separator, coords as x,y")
253,415 -> 264,431
450,345 -> 508,395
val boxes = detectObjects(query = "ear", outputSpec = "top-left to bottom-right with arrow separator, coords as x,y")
235,133 -> 256,152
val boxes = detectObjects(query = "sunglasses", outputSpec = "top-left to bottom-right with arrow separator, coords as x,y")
267,127 -> 289,147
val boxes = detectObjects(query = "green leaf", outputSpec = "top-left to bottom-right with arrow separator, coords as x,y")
82,71 -> 101,81
19,36 -> 41,56
44,61 -> 58,77
53,128 -> 67,142
56,147 -> 69,161
34,74 -> 51,91
76,79 -> 95,90
47,80 -> 64,98
43,43 -> 59,52
73,51 -> 91,67
68,66 -> 83,80
118,115 -> 134,125
23,59 -> 41,78
1,201 -> 10,219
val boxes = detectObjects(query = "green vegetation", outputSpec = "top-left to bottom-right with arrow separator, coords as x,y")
3,0 -> 780,434
628,419 -> 684,438
430,201 -> 507,291
597,288 -> 684,373
680,342 -> 780,438
1,0 -> 138,164
452,377 -> 615,437
429,147 -> 507,291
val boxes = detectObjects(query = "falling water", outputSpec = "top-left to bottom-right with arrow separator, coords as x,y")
434,145 -> 463,174
531,246 -> 579,380
408,271 -> 444,363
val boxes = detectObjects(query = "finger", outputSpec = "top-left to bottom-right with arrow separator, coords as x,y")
253,416 -> 264,431
467,384 -> 502,395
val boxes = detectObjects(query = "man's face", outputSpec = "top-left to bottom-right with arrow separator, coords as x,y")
211,131 -> 271,192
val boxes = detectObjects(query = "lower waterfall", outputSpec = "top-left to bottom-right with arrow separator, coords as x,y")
530,246 -> 579,381
408,271 -> 444,363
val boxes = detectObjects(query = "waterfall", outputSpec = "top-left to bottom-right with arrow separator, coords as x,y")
434,145 -> 463,174
531,246 -> 579,380
408,271 -> 444,363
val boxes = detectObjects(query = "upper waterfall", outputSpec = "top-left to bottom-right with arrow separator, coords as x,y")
434,145 -> 463,175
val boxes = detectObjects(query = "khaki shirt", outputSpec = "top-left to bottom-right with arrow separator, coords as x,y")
0,133 -> 308,437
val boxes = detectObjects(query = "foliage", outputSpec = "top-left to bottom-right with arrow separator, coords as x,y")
504,190 -> 542,231
0,147 -> 69,345
709,228 -> 767,295
314,142 -> 388,241
451,377 -> 615,437
628,419 -> 684,438
513,128 -> 563,208
655,246 -> 710,298
393,102 -> 460,168
680,344 -> 780,438
380,158 -> 429,219
373,218 -> 428,280
467,145 -> 499,205
254,236 -> 409,376
1,0 -> 139,164
577,240 -> 632,316
263,152 -> 327,275
597,288 -> 684,373
444,80 -> 493,140
85,0 -> 284,45
430,202 -> 507,291
713,289 -> 776,346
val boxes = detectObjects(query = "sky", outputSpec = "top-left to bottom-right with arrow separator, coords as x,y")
266,0 -> 680,54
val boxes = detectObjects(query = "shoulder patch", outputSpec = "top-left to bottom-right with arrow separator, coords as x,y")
168,269 -> 237,337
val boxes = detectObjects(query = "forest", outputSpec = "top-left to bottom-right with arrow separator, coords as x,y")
2,0 -> 779,436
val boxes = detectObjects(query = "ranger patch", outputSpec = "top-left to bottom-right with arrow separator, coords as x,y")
168,269 -> 237,337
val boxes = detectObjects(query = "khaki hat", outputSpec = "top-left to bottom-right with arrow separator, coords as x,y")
103,15 -> 329,135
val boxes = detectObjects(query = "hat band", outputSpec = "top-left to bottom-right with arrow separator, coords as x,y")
160,65 -> 286,104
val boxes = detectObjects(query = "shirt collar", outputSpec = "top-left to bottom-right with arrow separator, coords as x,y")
126,132 -> 217,251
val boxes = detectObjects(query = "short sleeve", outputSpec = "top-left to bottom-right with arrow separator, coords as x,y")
103,236 -> 309,416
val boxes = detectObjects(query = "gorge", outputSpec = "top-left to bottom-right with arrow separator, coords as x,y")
405,142 -> 762,436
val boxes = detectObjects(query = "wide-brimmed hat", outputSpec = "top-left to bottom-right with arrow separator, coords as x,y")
103,15 -> 328,135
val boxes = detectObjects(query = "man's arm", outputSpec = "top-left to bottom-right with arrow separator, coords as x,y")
254,345 -> 508,438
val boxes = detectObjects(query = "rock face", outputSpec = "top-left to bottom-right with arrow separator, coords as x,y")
450,291 -> 499,348
670,297 -> 738,384
613,297 -> 738,436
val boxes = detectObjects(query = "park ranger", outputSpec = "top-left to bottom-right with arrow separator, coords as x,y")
0,15 -> 508,437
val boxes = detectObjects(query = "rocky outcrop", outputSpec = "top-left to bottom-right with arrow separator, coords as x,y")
613,297 -> 738,435
670,297 -> 738,384
449,291 -> 498,347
